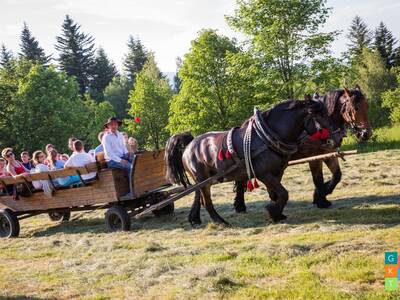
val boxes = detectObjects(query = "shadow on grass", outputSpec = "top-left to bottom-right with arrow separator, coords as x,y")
0,296 -> 53,300
31,193 -> 400,237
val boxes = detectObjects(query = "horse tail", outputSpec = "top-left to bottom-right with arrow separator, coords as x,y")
164,132 -> 194,187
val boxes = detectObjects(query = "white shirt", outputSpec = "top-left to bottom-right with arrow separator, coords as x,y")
64,152 -> 96,180
102,131 -> 128,162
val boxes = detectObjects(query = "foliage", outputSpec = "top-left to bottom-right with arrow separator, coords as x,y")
55,15 -> 95,95
82,96 -> 115,148
126,54 -> 171,150
19,23 -> 51,65
374,22 -> 397,69
104,76 -> 131,119
227,0 -> 338,99
123,36 -> 148,84
173,57 -> 183,93
89,47 -> 118,102
169,30 -> 261,135
0,44 -> 13,69
382,70 -> 400,123
5,64 -> 86,153
346,16 -> 372,59
351,48 -> 397,127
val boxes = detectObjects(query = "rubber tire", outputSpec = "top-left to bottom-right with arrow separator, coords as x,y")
152,203 -> 175,217
48,211 -> 71,222
105,206 -> 131,232
0,209 -> 20,238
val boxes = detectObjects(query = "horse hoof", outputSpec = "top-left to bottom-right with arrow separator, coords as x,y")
234,207 -> 247,214
189,217 -> 202,227
272,214 -> 287,223
316,200 -> 332,209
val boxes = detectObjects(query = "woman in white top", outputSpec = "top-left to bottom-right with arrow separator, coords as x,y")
31,150 -> 53,196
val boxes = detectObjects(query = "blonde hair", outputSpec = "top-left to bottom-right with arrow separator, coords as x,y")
32,150 -> 45,166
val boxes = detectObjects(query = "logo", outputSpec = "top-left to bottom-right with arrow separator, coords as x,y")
385,251 -> 399,291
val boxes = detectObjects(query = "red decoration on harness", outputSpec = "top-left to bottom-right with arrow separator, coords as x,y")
247,180 -> 254,191
308,128 -> 330,141
134,116 -> 141,124
218,149 -> 225,161
253,178 -> 259,188
225,150 -> 231,160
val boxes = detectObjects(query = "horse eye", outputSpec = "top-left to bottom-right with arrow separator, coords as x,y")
355,106 -> 359,111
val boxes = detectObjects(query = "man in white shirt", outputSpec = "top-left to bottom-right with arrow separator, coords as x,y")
65,140 -> 97,181
102,117 -> 134,198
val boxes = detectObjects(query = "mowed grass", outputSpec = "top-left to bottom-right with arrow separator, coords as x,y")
1,150 -> 400,299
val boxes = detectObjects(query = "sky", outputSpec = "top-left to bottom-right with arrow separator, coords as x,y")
0,0 -> 399,73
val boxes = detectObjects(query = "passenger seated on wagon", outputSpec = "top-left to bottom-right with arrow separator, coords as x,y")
2,148 -> 29,176
127,137 -> 138,154
48,149 -> 65,170
102,117 -> 133,171
94,131 -> 105,155
64,140 -> 97,183
31,151 -> 54,196
0,158 -> 12,195
20,151 -> 34,170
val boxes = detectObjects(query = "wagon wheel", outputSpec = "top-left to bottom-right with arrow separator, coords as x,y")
48,211 -> 71,222
152,203 -> 175,217
105,205 -> 131,232
0,209 -> 20,238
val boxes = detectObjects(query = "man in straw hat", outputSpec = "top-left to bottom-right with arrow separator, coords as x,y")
102,117 -> 135,197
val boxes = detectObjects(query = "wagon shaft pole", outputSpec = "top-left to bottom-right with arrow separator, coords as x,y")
287,150 -> 357,166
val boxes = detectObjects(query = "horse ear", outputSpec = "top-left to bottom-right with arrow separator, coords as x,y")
304,94 -> 312,101
354,84 -> 361,91
343,87 -> 351,97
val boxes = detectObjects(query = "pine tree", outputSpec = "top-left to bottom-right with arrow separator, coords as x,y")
346,16 -> 372,58
19,23 -> 50,65
89,47 -> 118,101
55,15 -> 95,95
173,57 -> 182,93
374,22 -> 397,69
0,44 -> 13,69
123,36 -> 148,83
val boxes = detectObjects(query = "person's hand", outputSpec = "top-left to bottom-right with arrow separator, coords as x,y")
120,159 -> 129,165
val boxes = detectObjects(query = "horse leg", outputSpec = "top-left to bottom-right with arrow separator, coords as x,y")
259,174 -> 288,222
201,184 -> 230,226
323,158 -> 342,196
233,181 -> 247,213
309,161 -> 331,208
188,190 -> 202,227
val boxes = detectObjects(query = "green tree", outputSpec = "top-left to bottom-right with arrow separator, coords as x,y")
55,15 -> 95,95
123,36 -> 148,84
19,23 -> 51,65
227,0 -> 338,99
352,48 -> 397,127
382,69 -> 400,123
374,22 -> 397,69
0,44 -> 14,70
89,47 -> 118,102
346,16 -> 372,58
9,65 -> 86,153
168,30 -> 260,135
104,76 -> 131,119
126,54 -> 171,150
173,57 -> 183,93
82,96 -> 115,147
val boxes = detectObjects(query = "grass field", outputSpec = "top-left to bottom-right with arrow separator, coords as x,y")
1,149 -> 400,299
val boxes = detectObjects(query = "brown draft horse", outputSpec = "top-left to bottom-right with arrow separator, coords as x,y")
233,86 -> 373,213
165,99 -> 340,226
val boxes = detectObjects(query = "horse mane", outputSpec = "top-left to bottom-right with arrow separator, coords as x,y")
324,90 -> 344,116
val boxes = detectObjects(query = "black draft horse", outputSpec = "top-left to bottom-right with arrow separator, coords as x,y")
165,99 -> 340,226
233,86 -> 373,213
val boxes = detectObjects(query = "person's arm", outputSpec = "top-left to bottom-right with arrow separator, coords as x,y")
6,164 -> 16,176
103,135 -> 122,162
64,156 -> 73,167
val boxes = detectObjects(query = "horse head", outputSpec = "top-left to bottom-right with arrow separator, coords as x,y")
340,85 -> 373,141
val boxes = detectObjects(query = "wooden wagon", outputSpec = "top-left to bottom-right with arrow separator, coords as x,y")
0,150 -> 184,238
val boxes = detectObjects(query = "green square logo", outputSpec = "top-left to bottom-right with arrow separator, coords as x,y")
385,278 -> 398,291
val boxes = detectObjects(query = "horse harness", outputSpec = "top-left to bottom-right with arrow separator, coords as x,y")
219,108 -> 331,191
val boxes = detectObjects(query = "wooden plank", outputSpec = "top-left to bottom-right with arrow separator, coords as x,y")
288,150 -> 358,166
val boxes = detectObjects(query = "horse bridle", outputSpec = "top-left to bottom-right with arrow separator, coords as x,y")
340,95 -> 368,135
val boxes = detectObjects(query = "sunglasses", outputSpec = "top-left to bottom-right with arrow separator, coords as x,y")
5,152 -> 14,158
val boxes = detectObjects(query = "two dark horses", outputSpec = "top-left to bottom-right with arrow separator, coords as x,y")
165,87 -> 372,226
